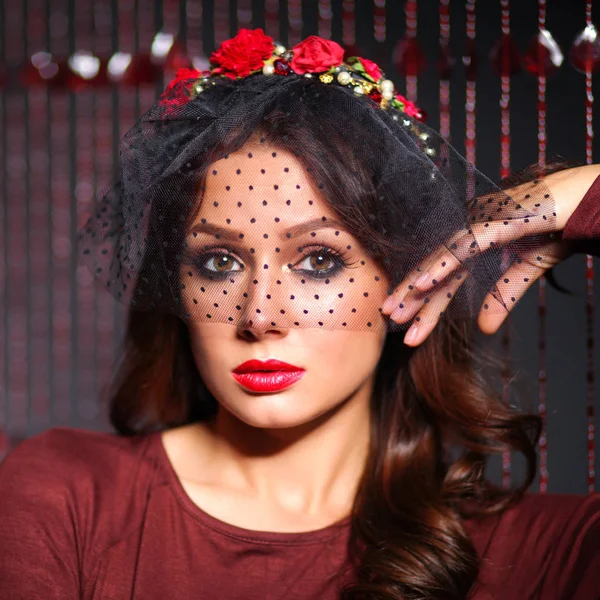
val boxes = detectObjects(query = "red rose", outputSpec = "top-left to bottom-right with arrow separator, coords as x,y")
291,36 -> 344,74
164,68 -> 202,92
210,28 -> 274,79
395,93 -> 424,120
358,57 -> 382,82
159,68 -> 202,114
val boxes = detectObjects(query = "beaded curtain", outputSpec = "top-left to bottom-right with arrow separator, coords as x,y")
0,0 -> 598,495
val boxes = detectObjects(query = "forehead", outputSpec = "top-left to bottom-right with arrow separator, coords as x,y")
196,143 -> 341,227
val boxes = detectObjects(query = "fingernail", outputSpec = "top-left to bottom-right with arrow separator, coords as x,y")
404,324 -> 418,344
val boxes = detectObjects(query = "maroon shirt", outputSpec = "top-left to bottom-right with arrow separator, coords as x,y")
1,175 -> 600,600
563,173 -> 600,256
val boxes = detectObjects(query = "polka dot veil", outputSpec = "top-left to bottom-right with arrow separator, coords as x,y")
77,71 -> 558,333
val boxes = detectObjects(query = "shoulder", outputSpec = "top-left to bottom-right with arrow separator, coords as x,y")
1,427 -> 154,487
465,490 -> 600,537
0,427 -> 165,577
466,492 -> 600,598
476,491 -> 600,553
500,490 -> 600,527
499,491 -> 600,557
0,427 -> 160,519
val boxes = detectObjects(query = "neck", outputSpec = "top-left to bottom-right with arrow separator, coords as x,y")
201,381 -> 374,519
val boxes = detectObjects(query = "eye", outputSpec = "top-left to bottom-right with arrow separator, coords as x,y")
296,251 -> 336,272
293,246 -> 350,279
195,251 -> 244,277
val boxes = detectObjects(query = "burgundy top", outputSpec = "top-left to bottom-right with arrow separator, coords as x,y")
563,173 -> 600,256
1,175 -> 600,600
1,428 -> 599,600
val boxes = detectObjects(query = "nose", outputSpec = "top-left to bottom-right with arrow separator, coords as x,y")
237,318 -> 288,341
236,269 -> 290,341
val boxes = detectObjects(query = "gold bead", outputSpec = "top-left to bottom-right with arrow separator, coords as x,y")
319,74 -> 334,84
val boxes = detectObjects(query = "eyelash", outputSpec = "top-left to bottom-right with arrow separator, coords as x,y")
191,242 -> 356,280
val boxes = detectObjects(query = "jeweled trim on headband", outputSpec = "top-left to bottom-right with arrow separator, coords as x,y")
159,28 -> 426,122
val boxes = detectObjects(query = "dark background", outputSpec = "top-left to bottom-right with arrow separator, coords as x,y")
0,0 -> 599,495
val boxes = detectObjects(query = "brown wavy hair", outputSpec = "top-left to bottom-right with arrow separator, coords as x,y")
108,112 -> 575,598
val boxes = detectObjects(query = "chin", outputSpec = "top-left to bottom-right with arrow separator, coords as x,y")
221,390 -> 331,430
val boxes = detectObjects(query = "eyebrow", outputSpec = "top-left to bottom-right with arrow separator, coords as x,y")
188,218 -> 349,240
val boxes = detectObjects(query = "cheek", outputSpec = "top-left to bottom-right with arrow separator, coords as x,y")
308,330 -> 386,385
185,323 -> 232,379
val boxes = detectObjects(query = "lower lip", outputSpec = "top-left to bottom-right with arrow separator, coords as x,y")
232,370 -> 305,392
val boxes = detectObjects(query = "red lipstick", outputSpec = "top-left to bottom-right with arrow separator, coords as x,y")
232,359 -> 305,393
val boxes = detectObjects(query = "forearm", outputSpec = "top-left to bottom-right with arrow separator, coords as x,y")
539,164 -> 600,231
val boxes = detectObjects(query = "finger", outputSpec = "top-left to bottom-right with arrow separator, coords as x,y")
477,243 -> 563,335
388,268 -> 469,325
390,270 -> 469,339
401,268 -> 471,345
410,246 -> 463,292
381,247 -> 462,314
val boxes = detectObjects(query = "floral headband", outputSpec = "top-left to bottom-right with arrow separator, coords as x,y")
159,28 -> 425,121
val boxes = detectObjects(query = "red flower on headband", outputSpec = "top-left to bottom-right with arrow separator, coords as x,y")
164,68 -> 202,93
291,36 -> 345,74
159,68 -> 204,114
210,28 -> 274,79
395,93 -> 424,120
358,57 -> 382,82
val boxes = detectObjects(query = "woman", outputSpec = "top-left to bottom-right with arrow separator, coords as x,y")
0,29 -> 599,600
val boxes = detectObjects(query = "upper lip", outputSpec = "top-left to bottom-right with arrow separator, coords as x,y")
232,359 -> 304,374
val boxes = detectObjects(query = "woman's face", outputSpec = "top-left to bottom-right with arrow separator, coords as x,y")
180,141 -> 390,430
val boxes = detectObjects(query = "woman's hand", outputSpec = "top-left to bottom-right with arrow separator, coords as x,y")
381,164 -> 600,346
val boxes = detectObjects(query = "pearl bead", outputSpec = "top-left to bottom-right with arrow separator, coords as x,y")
419,133 -> 429,141
402,118 -> 411,126
304,73 -> 313,78
382,89 -> 394,101
426,147 -> 436,156
337,71 -> 352,85
380,79 -> 394,93
353,85 -> 364,95
193,84 -> 204,94
263,64 -> 275,76
274,45 -> 286,56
